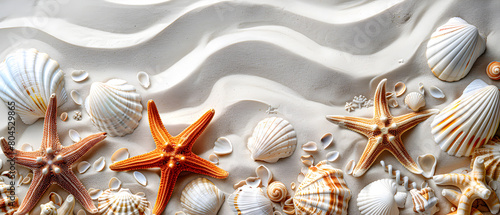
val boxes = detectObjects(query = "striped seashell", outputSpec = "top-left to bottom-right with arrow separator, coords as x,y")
0,49 -> 67,124
409,188 -> 439,214
181,178 -> 225,215
85,79 -> 143,137
0,182 -> 19,215
487,61 -> 500,80
426,17 -> 486,82
472,136 -> 500,182
431,79 -> 500,157
247,117 -> 297,163
267,181 -> 287,203
357,179 -> 407,215
227,185 -> 273,215
98,188 -> 150,215
293,161 -> 351,215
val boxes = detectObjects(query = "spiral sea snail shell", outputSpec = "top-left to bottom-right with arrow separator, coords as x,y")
267,181 -> 288,202
487,61 -> 500,80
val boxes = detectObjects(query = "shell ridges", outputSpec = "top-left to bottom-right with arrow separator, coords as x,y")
181,178 -> 225,215
247,117 -> 297,163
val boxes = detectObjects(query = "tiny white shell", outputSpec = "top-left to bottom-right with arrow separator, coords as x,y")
345,159 -> 355,175
300,155 -> 314,167
302,141 -> 318,152
394,82 -> 406,97
137,71 -> 150,89
208,154 -> 219,165
256,165 -> 273,187
388,98 -> 399,108
70,90 -> 83,105
429,86 -> 445,99
71,70 -> 89,82
22,173 -> 32,184
181,178 -> 225,215
418,82 -> 425,95
77,161 -> 91,174
405,92 -> 426,112
111,148 -> 130,163
60,112 -> 68,121
213,137 -> 232,155
290,182 -> 296,190
326,151 -> 340,162
417,154 -> 437,178
246,177 -> 262,188
297,172 -> 305,183
93,157 -> 105,172
108,177 -> 122,191
320,133 -> 333,149
227,185 -> 273,215
21,143 -> 33,152
247,117 -> 297,163
88,188 -> 103,200
133,171 -> 147,186
68,129 -> 81,143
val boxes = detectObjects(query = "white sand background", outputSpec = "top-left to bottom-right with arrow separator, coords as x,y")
0,0 -> 500,214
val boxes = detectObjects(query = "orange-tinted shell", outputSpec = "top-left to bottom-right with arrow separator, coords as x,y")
487,61 -> 500,80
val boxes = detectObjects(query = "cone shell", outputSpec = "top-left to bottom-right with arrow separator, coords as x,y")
431,79 -> 500,157
0,182 -> 19,215
180,178 -> 225,215
487,61 -> 500,80
472,136 -> 500,182
404,92 -> 426,112
227,185 -> 273,215
247,117 -> 297,163
293,161 -> 351,215
98,188 -> 150,215
426,17 -> 486,82
0,49 -> 67,124
85,79 -> 143,136
357,179 -> 406,215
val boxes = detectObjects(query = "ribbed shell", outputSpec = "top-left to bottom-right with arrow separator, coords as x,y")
180,178 -> 225,215
267,181 -> 287,203
426,17 -> 486,82
227,185 -> 273,215
357,179 -> 404,215
247,117 -> 297,163
98,188 -> 149,215
293,161 -> 351,215
472,136 -> 500,182
409,188 -> 439,214
404,92 -> 425,112
0,182 -> 19,215
431,79 -> 500,157
0,49 -> 67,124
85,79 -> 143,136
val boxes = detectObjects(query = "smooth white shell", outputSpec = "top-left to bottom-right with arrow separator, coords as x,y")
300,155 -> 314,167
302,141 -> 318,152
431,79 -> 500,157
0,49 -> 67,124
394,82 -> 406,97
98,188 -> 149,215
256,165 -> 273,187
111,148 -> 130,163
345,159 -> 355,175
88,188 -> 103,200
208,154 -> 219,165
77,161 -> 91,174
133,171 -> 147,186
137,71 -> 150,89
85,79 -> 143,137
71,70 -> 88,82
320,133 -> 333,149
213,137 -> 232,155
357,179 -> 406,215
326,151 -> 340,162
68,129 -> 81,143
70,90 -> 83,105
93,157 -> 105,172
429,86 -> 445,99
417,154 -> 437,178
21,143 -> 33,152
108,177 -> 122,191
181,178 -> 225,215
247,117 -> 297,163
227,185 -> 273,215
405,92 -> 426,112
426,17 -> 486,82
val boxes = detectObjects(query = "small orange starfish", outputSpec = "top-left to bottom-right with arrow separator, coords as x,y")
0,94 -> 107,215
109,100 -> 229,215
326,79 -> 438,177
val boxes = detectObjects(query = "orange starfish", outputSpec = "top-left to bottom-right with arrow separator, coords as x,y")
326,79 -> 438,177
109,100 -> 229,215
0,94 -> 107,215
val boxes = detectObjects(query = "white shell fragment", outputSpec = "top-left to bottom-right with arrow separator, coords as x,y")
227,185 -> 273,215
98,188 -> 149,215
301,141 -> 318,152
326,151 -> 340,162
77,161 -> 91,174
0,49 -> 68,124
405,92 -> 426,112
394,82 -> 406,97
181,178 -> 225,215
300,155 -> 314,167
70,90 -> 83,105
88,188 -> 103,200
21,143 -> 33,152
108,177 -> 122,191
68,129 -> 81,143
418,82 -> 425,95
213,137 -> 233,155
137,71 -> 151,89
429,86 -> 445,99
426,17 -> 486,82
320,133 -> 333,149
93,157 -> 106,172
111,148 -> 130,163
247,117 -> 297,163
417,154 -> 437,178
208,154 -> 219,165
245,177 -> 262,188
133,171 -> 147,186
345,159 -> 355,175
71,70 -> 89,82
357,179 -> 407,215
85,79 -> 143,137
256,165 -> 273,187
431,79 -> 500,157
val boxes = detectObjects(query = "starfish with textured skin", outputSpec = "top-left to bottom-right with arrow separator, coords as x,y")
0,94 -> 107,215
326,79 -> 438,177
109,100 -> 229,215
434,157 -> 500,215
442,189 -> 483,215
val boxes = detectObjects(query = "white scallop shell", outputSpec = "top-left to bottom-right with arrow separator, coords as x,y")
426,17 -> 486,82
431,79 -> 500,157
98,188 -> 150,215
0,49 -> 67,124
85,79 -> 143,137
357,179 -> 407,215
405,92 -> 426,112
181,178 -> 225,215
247,117 -> 297,163
293,161 -> 351,215
267,181 -> 287,203
227,185 -> 273,215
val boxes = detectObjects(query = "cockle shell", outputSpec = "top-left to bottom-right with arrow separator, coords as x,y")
85,79 -> 143,137
180,178 -> 225,215
0,181 -> 19,215
293,161 -> 352,215
357,179 -> 407,215
98,188 -> 150,215
426,17 -> 486,82
227,185 -> 273,215
487,61 -> 500,80
404,92 -> 425,112
409,188 -> 439,215
0,49 -> 67,124
267,181 -> 287,203
472,136 -> 500,182
247,117 -> 297,163
431,79 -> 500,157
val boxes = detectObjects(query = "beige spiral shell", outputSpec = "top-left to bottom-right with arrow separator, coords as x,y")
487,61 -> 500,80
267,181 -> 287,203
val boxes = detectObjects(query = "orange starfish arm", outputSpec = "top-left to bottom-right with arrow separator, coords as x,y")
177,109 -> 215,150
183,154 -> 229,179
14,171 -> 51,215
148,100 -> 174,147
326,116 -> 374,137
393,110 -> 438,133
387,137 -> 422,174
109,150 -> 164,171
152,168 -> 179,215
352,138 -> 385,177
41,94 -> 61,150
0,137 -> 43,168
60,132 -> 107,164
373,79 -> 392,118
56,169 -> 97,213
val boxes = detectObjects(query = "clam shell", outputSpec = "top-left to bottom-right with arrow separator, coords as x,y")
68,129 -> 81,143
247,117 -> 297,163
326,151 -> 340,162
133,171 -> 147,186
213,137 -> 232,155
77,161 -> 91,174
487,61 -> 500,80
0,182 -> 19,214
60,112 -> 68,121
293,161 -> 352,215
85,79 -> 143,137
0,49 -> 67,124
227,185 -> 273,215
71,70 -> 88,82
302,141 -> 318,152
208,154 -> 219,165
93,157 -> 106,172
429,86 -> 445,99
426,17 -> 486,82
109,177 -> 122,191
137,71 -> 150,89
320,133 -> 333,149
472,136 -> 500,182
405,92 -> 426,112
70,90 -> 83,105
431,79 -> 500,157
267,181 -> 287,203
111,148 -> 130,163
98,188 -> 150,215
357,178 -> 406,215
180,178 -> 225,215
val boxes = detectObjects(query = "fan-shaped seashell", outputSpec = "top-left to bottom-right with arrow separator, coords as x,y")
409,187 -> 439,214
429,86 -> 445,99
247,117 -> 297,163
93,157 -> 106,172
213,137 -> 232,155
58,194 -> 76,215
487,61 -> 500,80
85,79 -> 143,137
0,182 -> 19,214
300,155 -> 314,167
21,143 -> 33,152
256,165 -> 273,187
426,17 -> 486,82
320,133 -> 334,149
431,79 -> 500,157
180,178 -> 225,215
246,177 -> 262,188
326,151 -> 340,162
394,82 -> 406,97
40,201 -> 58,215
345,159 -> 355,175
357,178 -> 406,215
98,188 -> 150,215
111,148 -> 130,163
293,161 -> 351,215
137,71 -> 150,89
417,154 -> 437,178
70,90 -> 83,105
68,129 -> 81,143
208,154 -> 219,165
60,112 -> 68,121
405,92 -> 426,112
71,70 -> 88,82
472,136 -> 500,182
88,188 -> 103,200
77,161 -> 91,174
133,171 -> 147,186
227,185 -> 273,215
267,181 -> 287,203
0,49 -> 67,124
109,177 -> 122,191
302,141 -> 318,152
